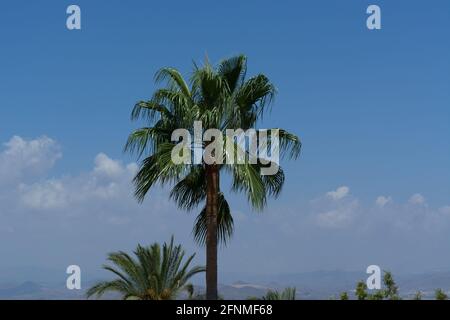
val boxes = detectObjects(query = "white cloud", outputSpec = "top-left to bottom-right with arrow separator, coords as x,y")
0,136 -> 200,276
326,186 -> 349,200
0,136 -> 61,185
0,136 -> 142,217
316,199 -> 359,228
409,193 -> 426,205
20,180 -> 68,210
375,196 -> 392,208
0,136 -> 177,235
94,153 -> 125,178
312,187 -> 359,228
19,153 -> 137,211
3,135 -> 450,276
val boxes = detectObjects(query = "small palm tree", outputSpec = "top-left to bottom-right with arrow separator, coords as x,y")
87,237 -> 205,300
355,271 -> 401,300
339,292 -> 349,300
413,291 -> 422,300
382,271 -> 400,300
435,288 -> 448,300
263,287 -> 297,300
355,281 -> 368,300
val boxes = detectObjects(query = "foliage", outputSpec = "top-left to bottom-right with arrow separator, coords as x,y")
355,281 -> 368,300
262,287 -> 297,300
339,292 -> 349,300
382,271 -> 399,300
413,291 -> 422,300
355,271 -> 400,300
435,289 -> 448,300
87,237 -> 205,300
125,55 -> 301,299
125,55 -> 301,245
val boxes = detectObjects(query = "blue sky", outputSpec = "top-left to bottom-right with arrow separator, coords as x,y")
0,0 -> 449,283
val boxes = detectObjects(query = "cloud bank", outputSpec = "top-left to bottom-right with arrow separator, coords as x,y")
0,135 -> 450,279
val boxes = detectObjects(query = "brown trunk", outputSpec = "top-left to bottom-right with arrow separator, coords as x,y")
205,164 -> 219,300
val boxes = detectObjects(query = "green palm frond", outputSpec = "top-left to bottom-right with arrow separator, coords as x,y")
133,143 -> 188,202
87,237 -> 205,300
257,128 -> 301,160
131,100 -> 172,122
86,279 -> 139,300
217,55 -> 247,93
234,74 -> 276,126
124,127 -> 172,158
169,166 -> 206,210
155,67 -> 191,98
231,162 -> 266,210
261,166 -> 285,198
193,192 -> 234,246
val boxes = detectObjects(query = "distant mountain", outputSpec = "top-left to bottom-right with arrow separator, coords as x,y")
219,282 -> 271,300
0,267 -> 62,284
1,270 -> 450,299
0,281 -> 43,298
0,281 -> 86,300
221,270 -> 450,299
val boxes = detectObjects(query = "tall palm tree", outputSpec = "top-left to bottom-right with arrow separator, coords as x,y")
125,55 -> 301,299
87,237 -> 204,300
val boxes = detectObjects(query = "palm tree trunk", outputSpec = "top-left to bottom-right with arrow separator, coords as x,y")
205,164 -> 219,300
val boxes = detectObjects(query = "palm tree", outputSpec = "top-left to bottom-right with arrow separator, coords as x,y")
263,287 -> 297,300
355,281 -> 368,300
413,291 -> 422,300
382,271 -> 400,300
435,288 -> 448,300
87,237 -> 204,300
354,271 -> 401,300
339,292 -> 349,300
125,55 -> 301,299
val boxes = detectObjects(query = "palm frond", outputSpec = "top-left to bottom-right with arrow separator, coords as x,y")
124,127 -> 171,158
193,193 -> 234,246
155,67 -> 191,98
217,55 -> 247,93
87,279 -> 138,299
230,162 -> 266,210
169,166 -> 206,210
234,74 -> 276,126
87,237 -> 204,300
131,100 -> 172,121
133,143 -> 188,202
258,128 -> 301,160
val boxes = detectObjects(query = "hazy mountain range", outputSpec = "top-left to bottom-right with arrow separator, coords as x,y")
1,269 -> 450,299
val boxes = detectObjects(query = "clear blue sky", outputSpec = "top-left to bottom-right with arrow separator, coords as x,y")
0,0 -> 449,282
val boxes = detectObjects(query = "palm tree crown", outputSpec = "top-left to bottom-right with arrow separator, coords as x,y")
87,237 -> 205,300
